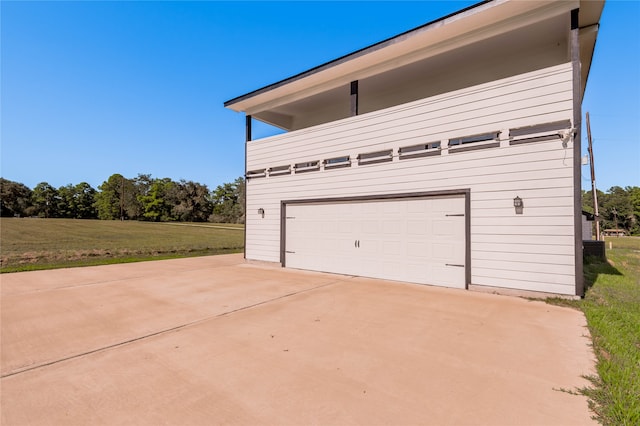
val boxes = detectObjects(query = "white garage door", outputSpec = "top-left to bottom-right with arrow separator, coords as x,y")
284,195 -> 466,288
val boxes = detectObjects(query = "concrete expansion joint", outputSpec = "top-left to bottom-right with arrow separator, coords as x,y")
1,278 -> 341,380
15,264 -> 239,296
19,276 -> 150,294
216,278 -> 343,319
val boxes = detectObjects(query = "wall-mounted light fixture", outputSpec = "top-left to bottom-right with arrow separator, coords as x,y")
513,196 -> 523,215
257,208 -> 265,218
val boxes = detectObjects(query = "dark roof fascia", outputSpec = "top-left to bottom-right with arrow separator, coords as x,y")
580,22 -> 600,102
223,0 -> 491,108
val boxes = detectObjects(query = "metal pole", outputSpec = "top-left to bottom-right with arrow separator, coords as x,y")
244,115 -> 251,260
586,112 -> 600,240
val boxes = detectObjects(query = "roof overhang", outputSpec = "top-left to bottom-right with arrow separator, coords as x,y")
225,0 -> 604,130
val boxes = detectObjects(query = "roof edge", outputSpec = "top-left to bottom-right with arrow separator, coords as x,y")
223,0 -> 491,108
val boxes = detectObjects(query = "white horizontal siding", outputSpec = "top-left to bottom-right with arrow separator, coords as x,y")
248,66 -> 572,165
472,216 -> 574,226
473,208 -> 573,218
245,63 -> 577,294
470,186 -> 574,201
473,225 -> 574,236
248,174 -> 573,199
473,250 -> 574,266
473,259 -> 575,276
471,277 -> 575,295
246,155 -> 574,196
472,242 -> 574,256
470,234 -> 574,246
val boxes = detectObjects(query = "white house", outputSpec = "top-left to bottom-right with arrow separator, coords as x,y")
225,0 -> 604,296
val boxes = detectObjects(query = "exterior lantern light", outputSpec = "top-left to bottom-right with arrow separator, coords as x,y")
258,208 -> 265,218
513,196 -> 523,215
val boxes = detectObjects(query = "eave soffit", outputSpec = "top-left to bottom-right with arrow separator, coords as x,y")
226,0 -> 603,119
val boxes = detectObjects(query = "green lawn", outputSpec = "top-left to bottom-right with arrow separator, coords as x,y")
580,237 -> 640,425
0,218 -> 244,272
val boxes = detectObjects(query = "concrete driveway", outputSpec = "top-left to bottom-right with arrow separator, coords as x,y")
1,254 -> 595,425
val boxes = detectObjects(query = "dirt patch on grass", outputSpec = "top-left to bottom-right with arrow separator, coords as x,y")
2,249 -> 119,267
1,247 -> 242,272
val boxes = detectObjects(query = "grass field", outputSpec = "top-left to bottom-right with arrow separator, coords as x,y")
0,218 -> 244,272
579,236 -> 640,425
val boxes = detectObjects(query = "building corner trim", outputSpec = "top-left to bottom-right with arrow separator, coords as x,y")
571,9 -> 584,296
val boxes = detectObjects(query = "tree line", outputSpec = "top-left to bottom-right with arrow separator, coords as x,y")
3,176 -> 637,232
0,174 -> 245,223
582,186 -> 640,235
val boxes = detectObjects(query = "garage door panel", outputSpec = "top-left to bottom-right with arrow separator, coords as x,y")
433,265 -> 465,286
322,238 -> 338,250
337,222 -> 351,233
408,220 -> 428,234
407,241 -> 430,260
432,242 -> 455,260
405,262 -> 430,280
383,240 -> 402,255
383,221 -> 402,234
321,256 -> 353,276
321,221 -> 338,233
433,242 -> 465,262
359,240 -> 379,254
453,241 -> 467,258
407,199 -> 428,213
362,220 -> 380,234
285,195 -> 466,289
381,201 -> 402,214
433,220 -> 456,236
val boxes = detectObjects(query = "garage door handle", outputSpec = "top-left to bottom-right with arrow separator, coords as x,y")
446,214 -> 465,217
446,263 -> 464,267
286,251 -> 295,254
354,240 -> 360,248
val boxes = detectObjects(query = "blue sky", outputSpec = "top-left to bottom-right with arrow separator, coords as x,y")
2,1 -> 638,192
